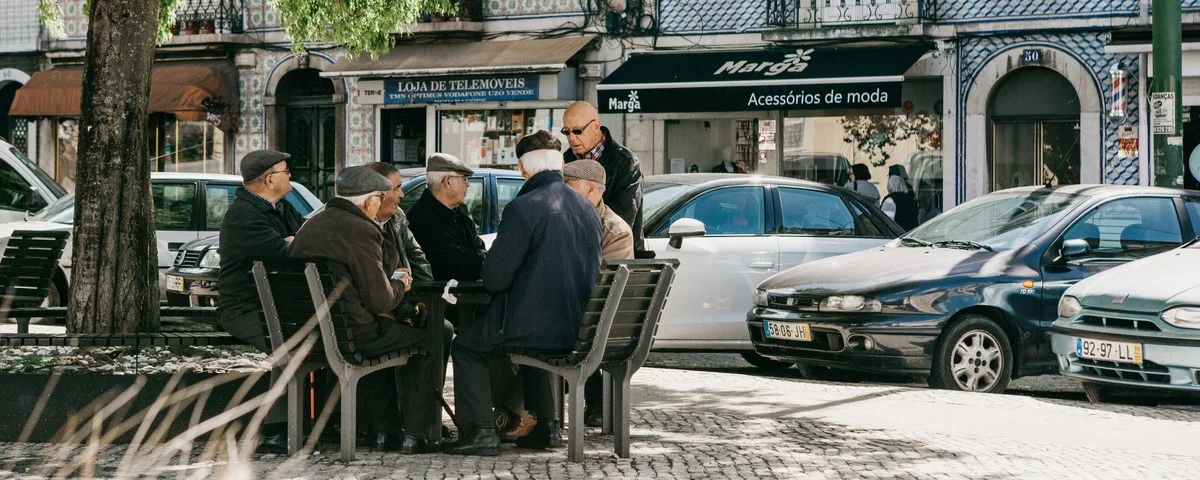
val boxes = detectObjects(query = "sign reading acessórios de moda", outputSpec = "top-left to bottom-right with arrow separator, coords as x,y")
598,82 -> 902,114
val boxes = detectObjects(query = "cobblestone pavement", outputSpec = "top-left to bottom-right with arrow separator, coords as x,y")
1,361 -> 1198,480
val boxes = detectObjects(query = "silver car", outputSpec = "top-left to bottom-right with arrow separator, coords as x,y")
1052,240 -> 1200,403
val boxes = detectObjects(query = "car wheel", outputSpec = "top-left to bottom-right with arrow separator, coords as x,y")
928,315 -> 1012,394
1082,382 -> 1107,404
795,363 -> 866,382
740,352 -> 793,371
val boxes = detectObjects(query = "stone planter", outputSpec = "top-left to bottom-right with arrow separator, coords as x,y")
0,372 -> 270,443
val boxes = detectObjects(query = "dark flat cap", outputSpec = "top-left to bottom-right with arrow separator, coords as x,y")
240,150 -> 290,182
515,130 -> 562,159
336,166 -> 392,197
427,153 -> 474,176
563,159 -> 606,186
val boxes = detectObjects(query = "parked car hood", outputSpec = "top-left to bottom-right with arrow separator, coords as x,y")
1067,248 -> 1200,311
180,234 -> 220,251
759,245 -> 1019,296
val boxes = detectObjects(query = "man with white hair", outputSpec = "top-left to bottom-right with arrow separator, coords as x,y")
444,130 -> 603,455
407,153 -> 487,282
290,166 -> 443,454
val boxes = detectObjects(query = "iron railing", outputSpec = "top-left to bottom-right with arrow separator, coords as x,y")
767,0 -> 937,27
173,0 -> 245,35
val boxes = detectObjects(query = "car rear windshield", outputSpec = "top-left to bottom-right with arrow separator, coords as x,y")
903,191 -> 1084,250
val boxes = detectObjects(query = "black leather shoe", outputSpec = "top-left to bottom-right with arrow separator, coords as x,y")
373,433 -> 404,451
442,425 -> 501,456
585,408 -> 603,428
515,420 -> 563,450
256,432 -> 289,454
400,435 -> 441,454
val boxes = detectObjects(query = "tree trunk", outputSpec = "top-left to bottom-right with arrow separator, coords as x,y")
67,0 -> 163,333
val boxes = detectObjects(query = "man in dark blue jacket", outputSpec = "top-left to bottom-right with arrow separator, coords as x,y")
444,131 -> 603,456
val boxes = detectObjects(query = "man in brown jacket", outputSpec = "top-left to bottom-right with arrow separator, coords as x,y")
289,166 -> 441,454
563,159 -> 633,427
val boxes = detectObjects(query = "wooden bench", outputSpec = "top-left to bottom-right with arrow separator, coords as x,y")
252,258 -> 427,461
504,259 -> 678,462
1,230 -> 69,332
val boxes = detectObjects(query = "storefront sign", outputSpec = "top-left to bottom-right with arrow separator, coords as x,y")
1151,91 -> 1177,135
1118,126 -> 1138,159
383,75 -> 539,104
599,83 -> 903,114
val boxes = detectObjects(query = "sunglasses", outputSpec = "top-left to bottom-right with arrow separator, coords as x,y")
560,119 -> 596,137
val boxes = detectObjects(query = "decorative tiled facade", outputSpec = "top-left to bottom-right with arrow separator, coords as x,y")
485,0 -> 584,18
659,0 -> 768,34
937,0 -> 1138,22
954,32 -> 1141,201
0,0 -> 40,51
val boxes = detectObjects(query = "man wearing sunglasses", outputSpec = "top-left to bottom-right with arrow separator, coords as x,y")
562,101 -> 646,254
407,153 -> 488,283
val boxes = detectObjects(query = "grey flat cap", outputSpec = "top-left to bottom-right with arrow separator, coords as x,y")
336,166 -> 392,196
240,150 -> 290,182
563,159 -> 606,186
427,153 -> 474,176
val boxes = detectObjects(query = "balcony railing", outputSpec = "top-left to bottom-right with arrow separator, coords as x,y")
172,0 -> 245,36
767,0 -> 936,28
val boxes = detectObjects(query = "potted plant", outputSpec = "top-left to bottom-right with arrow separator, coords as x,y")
201,18 -> 216,34
186,19 -> 200,35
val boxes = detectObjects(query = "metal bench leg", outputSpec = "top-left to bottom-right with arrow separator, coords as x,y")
601,370 -> 613,435
287,372 -> 304,454
552,374 -> 565,423
565,375 -> 586,463
611,367 -> 633,458
17,318 -> 28,334
339,375 -> 358,462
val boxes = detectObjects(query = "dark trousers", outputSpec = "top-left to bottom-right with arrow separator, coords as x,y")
352,319 -> 441,436
585,372 -> 602,412
452,339 -> 555,428
219,306 -> 288,427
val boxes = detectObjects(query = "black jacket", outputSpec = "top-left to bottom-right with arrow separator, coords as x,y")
883,191 -> 919,231
289,198 -> 405,331
565,126 -> 645,252
216,188 -> 304,343
406,189 -> 487,282
383,210 -> 434,282
465,170 -> 603,351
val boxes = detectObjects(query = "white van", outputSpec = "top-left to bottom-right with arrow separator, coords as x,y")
0,138 -> 66,223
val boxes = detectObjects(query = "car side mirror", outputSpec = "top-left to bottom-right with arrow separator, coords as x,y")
24,186 -> 46,212
667,218 -> 706,249
1058,239 -> 1092,262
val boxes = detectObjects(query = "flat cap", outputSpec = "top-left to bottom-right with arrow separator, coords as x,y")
335,166 -> 392,197
515,130 -> 562,159
427,153 -> 474,176
563,159 -> 606,186
239,150 -> 290,182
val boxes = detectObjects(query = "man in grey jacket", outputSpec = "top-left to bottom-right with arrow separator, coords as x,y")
365,162 -> 433,281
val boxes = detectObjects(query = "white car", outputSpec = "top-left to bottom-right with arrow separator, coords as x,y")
484,173 -> 905,369
0,138 -> 67,223
0,173 -> 322,313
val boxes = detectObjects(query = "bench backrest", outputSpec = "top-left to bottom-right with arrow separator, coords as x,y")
572,259 -> 678,367
251,258 -> 366,367
0,230 -> 70,309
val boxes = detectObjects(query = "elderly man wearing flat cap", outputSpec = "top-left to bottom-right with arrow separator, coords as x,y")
406,153 -> 488,282
216,149 -> 303,453
289,166 -> 443,454
444,130 -> 602,456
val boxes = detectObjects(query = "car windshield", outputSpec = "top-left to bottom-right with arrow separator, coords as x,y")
643,182 -> 693,220
32,193 -> 75,224
902,191 -> 1084,251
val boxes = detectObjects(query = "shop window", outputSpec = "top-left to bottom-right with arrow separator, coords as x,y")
152,182 -> 198,230
56,118 -> 79,191
664,119 -> 764,175
150,114 -> 226,174
439,109 -> 565,169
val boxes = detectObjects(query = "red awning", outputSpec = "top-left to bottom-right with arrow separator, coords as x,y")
10,62 -> 238,130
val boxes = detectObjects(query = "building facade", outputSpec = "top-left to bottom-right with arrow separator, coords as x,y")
2,0 -> 1199,210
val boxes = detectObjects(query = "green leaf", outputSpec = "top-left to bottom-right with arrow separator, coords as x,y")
270,0 -> 457,58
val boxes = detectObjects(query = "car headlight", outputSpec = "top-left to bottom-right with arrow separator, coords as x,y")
1161,307 -> 1200,330
753,288 -> 769,307
198,250 -> 221,268
819,295 -> 881,313
1058,295 -> 1082,319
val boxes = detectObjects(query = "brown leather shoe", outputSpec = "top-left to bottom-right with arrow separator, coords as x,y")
499,411 -> 537,441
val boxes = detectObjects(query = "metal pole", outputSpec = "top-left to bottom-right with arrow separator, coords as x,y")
1152,0 -> 1183,187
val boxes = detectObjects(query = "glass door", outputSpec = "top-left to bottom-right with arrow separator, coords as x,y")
285,105 -> 336,201
991,120 -> 1079,192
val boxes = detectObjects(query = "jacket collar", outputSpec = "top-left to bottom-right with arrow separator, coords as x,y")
326,197 -> 378,226
516,170 -> 564,198
237,187 -> 284,213
415,188 -> 463,219
566,126 -> 617,163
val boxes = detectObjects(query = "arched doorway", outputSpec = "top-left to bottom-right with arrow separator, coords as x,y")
278,68 -> 337,200
988,67 -> 1081,192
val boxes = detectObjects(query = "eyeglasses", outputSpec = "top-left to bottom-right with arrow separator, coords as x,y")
266,169 -> 291,178
560,119 -> 596,137
442,175 -> 467,184
372,193 -> 386,202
